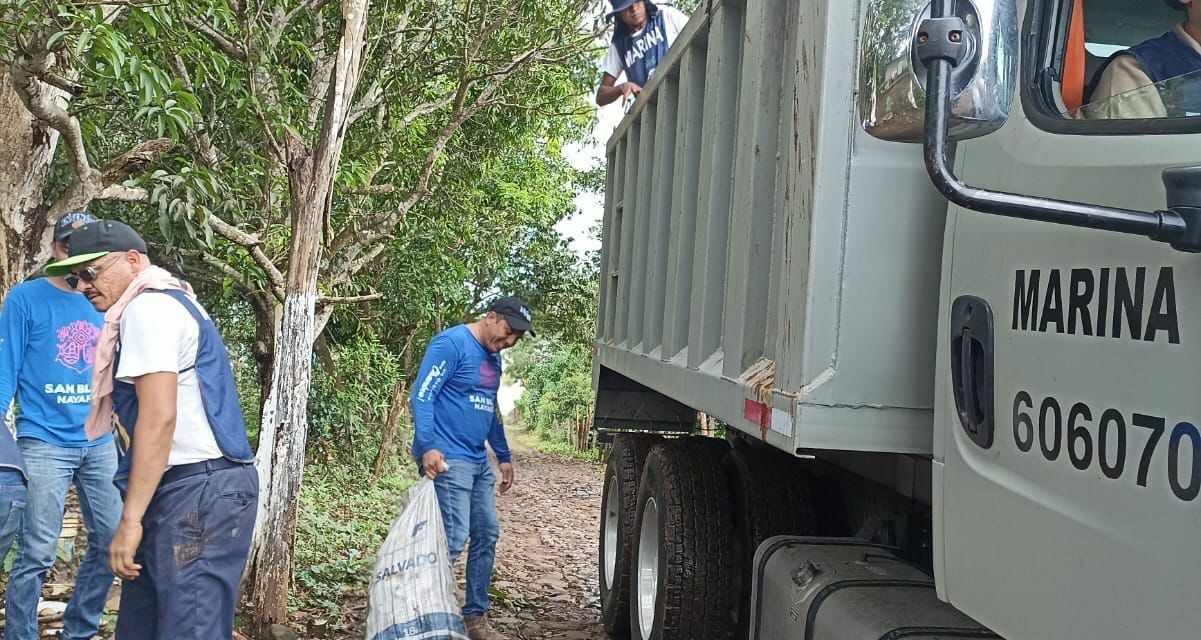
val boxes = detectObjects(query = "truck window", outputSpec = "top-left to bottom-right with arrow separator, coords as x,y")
1029,0 -> 1201,126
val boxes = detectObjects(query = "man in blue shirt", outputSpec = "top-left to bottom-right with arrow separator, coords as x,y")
411,297 -> 534,640
2,212 -> 123,640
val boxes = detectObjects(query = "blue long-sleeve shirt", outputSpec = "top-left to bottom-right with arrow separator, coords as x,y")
0,279 -> 108,448
410,325 -> 511,464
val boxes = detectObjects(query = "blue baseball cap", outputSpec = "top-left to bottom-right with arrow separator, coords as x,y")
53,211 -> 98,242
606,0 -> 638,20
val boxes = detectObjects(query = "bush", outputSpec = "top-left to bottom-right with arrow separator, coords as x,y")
307,337 -> 404,467
293,464 -> 415,630
509,337 -> 594,450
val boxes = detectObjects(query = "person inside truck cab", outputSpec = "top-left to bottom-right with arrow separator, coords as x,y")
1082,0 -> 1201,118
595,0 -> 690,107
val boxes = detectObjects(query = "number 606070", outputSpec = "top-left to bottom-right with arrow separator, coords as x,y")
1012,391 -> 1200,503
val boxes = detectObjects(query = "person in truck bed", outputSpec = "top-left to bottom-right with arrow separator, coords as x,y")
595,0 -> 691,107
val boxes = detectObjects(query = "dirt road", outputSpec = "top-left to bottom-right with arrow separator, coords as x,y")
487,437 -> 607,639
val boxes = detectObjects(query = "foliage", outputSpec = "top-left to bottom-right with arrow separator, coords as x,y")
3,0 -> 607,628
307,337 -> 403,467
509,336 -> 595,446
510,427 -> 601,462
292,464 -> 414,633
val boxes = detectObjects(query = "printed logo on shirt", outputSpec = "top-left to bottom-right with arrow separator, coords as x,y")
417,360 -> 447,401
469,394 -> 495,413
43,382 -> 91,404
55,320 -> 100,373
478,360 -> 498,390
623,24 -> 667,69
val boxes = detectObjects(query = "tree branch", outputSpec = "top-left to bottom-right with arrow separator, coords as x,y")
342,184 -> 395,195
39,71 -> 84,96
317,292 -> 382,305
169,55 -> 221,168
168,247 -> 257,295
96,184 -> 149,202
272,0 -> 336,45
205,215 -> 286,301
99,137 -> 173,184
182,17 -> 247,61
8,50 -> 90,179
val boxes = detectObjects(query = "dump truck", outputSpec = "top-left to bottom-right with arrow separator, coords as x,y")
591,0 -> 1201,638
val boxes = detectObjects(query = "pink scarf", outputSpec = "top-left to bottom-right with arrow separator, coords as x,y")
85,266 -> 194,441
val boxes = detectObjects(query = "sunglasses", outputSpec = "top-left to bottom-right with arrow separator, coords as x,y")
64,255 -> 118,289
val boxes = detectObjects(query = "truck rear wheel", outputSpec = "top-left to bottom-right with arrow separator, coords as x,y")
600,433 -> 660,635
726,446 -> 817,639
630,437 -> 734,640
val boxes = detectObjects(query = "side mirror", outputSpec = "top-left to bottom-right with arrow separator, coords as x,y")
909,0 -> 1201,253
858,0 -> 1018,143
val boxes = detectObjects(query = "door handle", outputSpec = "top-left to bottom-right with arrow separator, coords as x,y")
950,296 -> 995,449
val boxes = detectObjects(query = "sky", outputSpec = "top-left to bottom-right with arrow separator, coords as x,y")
554,94 -> 625,257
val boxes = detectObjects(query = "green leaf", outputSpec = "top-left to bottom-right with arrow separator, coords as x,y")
76,30 -> 93,56
45,30 -> 68,50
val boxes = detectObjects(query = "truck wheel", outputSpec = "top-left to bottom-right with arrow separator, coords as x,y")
630,437 -> 734,640
726,446 -> 816,639
600,433 -> 660,636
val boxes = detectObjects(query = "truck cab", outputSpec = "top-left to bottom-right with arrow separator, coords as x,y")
592,0 -> 1201,638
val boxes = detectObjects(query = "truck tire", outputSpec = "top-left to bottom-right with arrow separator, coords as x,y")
726,446 -> 816,639
600,433 -> 660,636
630,437 -> 734,640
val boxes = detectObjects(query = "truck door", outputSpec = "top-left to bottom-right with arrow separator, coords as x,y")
936,1 -> 1201,638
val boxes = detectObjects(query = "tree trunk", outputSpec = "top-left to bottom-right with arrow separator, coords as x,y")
246,292 -> 278,451
371,377 -> 409,481
248,287 -> 318,631
0,62 -> 60,293
246,1 -> 370,632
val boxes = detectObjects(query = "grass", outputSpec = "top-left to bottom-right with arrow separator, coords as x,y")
511,427 -> 603,462
290,463 -> 417,635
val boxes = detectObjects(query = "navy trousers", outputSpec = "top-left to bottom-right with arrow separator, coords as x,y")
115,461 -> 258,640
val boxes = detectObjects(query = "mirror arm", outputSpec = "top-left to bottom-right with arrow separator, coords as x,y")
916,5 -> 1198,251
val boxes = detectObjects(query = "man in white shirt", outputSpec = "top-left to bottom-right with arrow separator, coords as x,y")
45,220 -> 257,640
595,0 -> 690,107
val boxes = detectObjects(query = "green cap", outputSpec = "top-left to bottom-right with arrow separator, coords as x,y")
44,220 -> 147,276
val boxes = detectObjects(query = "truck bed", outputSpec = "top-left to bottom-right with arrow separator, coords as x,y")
593,0 -> 950,456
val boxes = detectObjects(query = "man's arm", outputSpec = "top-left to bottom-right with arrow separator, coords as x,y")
596,72 -> 640,107
109,372 -> 177,580
487,409 -> 511,464
488,409 -> 514,493
0,291 -> 30,415
410,335 -> 456,477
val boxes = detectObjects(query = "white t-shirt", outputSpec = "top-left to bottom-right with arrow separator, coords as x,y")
599,6 -> 690,80
117,292 -> 223,467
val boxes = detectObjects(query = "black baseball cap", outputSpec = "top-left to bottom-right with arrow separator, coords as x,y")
44,220 -> 148,276
52,211 -> 98,242
489,296 -> 535,336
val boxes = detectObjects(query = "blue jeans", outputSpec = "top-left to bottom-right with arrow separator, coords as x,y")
5,439 -> 122,640
0,468 -> 26,560
433,460 -> 500,618
114,461 -> 258,640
